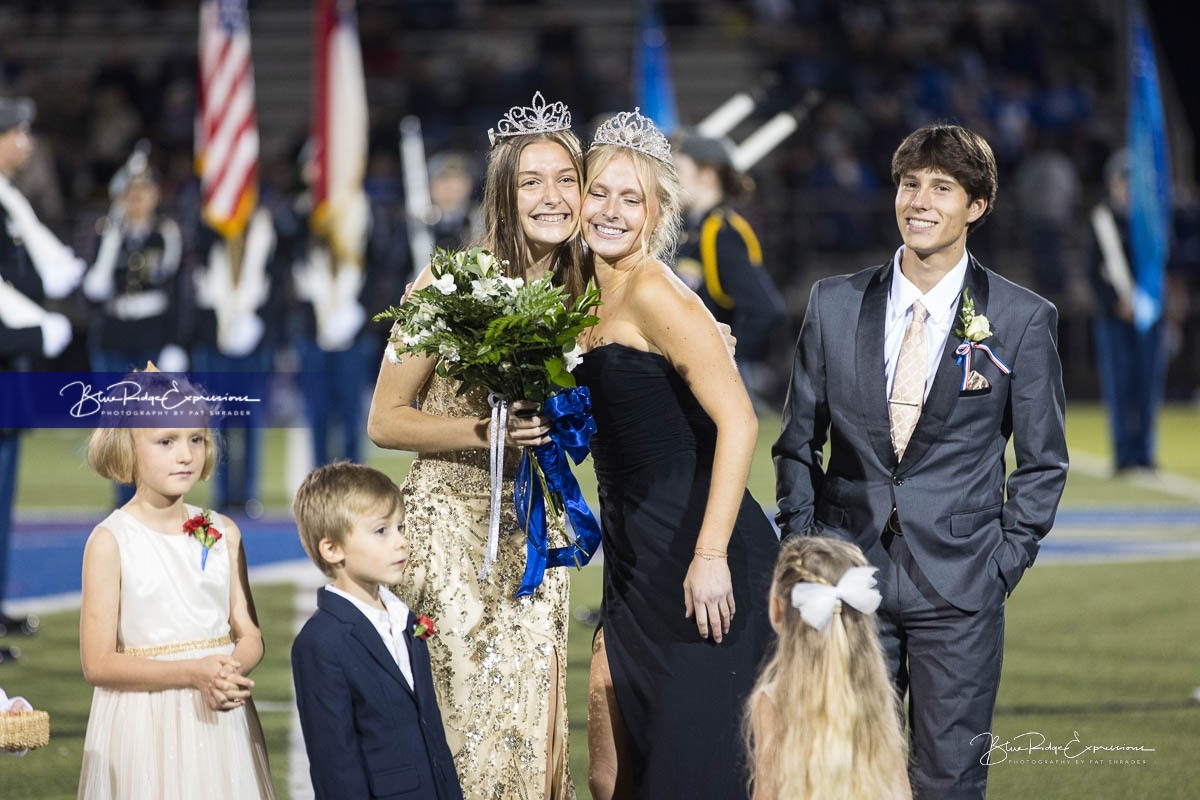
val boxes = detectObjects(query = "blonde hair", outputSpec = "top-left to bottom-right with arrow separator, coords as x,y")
745,537 -> 908,799
584,143 -> 682,262
87,426 -> 218,485
84,370 -> 219,486
292,461 -> 403,577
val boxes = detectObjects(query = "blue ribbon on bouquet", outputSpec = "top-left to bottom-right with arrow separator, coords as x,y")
513,387 -> 603,597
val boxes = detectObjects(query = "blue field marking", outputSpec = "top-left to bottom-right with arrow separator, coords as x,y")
1053,508 -> 1200,527
6,507 -> 1199,601
1035,537 -> 1200,562
7,515 -> 308,601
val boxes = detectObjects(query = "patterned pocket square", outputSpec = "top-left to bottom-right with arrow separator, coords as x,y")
965,370 -> 990,391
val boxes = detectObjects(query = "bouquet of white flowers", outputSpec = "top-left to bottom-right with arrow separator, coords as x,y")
375,246 -> 600,401
374,247 -> 603,594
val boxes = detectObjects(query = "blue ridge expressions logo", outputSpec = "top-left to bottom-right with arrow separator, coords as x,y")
0,372 -> 267,429
59,378 -> 257,420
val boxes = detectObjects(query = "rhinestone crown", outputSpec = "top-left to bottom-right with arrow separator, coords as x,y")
488,91 -> 572,146
589,108 -> 672,163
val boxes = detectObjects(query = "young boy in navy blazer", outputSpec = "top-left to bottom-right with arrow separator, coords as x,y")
292,461 -> 463,800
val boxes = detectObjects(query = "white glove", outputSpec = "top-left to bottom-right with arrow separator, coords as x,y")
40,257 -> 85,300
157,344 -> 189,373
317,301 -> 364,352
219,313 -> 265,358
39,312 -> 72,358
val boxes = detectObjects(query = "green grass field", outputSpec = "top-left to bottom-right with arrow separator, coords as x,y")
2,402 -> 1198,798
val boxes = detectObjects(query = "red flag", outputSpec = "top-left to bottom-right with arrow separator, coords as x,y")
310,0 -> 369,267
196,0 -> 259,239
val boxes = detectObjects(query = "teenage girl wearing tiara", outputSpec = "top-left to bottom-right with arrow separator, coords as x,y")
367,93 -> 588,799
574,110 -> 778,799
746,536 -> 910,799
77,368 -> 274,799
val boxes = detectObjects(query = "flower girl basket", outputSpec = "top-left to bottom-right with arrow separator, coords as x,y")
1,689 -> 50,751
1,710 -> 49,751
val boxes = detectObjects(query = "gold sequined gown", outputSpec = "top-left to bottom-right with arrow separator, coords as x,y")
395,374 -> 574,800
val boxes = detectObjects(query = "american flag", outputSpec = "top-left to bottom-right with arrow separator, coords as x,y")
310,0 -> 368,266
197,0 -> 259,239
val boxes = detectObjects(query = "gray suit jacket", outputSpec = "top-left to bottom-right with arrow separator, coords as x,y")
773,256 -> 1068,611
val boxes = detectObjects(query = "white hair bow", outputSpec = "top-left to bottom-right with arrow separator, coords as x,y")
790,566 -> 882,632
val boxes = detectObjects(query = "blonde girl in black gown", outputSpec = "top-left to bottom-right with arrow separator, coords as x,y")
575,110 -> 779,800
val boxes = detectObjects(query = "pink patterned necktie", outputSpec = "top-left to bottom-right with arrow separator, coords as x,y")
889,301 -> 928,461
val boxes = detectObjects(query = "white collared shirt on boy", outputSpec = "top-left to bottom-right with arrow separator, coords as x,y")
884,246 -> 970,400
325,584 -> 414,690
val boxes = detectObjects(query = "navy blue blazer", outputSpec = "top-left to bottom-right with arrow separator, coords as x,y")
291,588 -> 463,800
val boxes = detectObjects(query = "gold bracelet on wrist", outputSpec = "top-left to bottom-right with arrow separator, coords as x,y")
693,547 -> 728,560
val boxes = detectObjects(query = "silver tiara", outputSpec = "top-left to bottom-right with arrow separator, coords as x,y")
590,108 -> 671,163
488,91 -> 572,146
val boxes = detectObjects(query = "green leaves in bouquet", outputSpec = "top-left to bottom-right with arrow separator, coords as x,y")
373,246 -> 601,402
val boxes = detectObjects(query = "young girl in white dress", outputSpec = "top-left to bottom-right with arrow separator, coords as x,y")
77,373 -> 275,799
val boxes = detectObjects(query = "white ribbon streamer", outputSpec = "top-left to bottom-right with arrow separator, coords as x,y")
790,565 -> 882,632
481,392 -> 509,579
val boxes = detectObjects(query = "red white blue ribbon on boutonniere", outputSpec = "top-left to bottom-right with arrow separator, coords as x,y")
513,387 -> 603,598
954,340 -> 1011,390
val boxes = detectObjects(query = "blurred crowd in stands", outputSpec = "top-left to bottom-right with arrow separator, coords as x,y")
1,0 -> 1197,405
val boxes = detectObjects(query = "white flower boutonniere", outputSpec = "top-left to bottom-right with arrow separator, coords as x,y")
952,288 -> 1011,390
956,289 -> 993,342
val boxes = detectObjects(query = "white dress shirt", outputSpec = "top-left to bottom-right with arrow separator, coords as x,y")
884,246 -> 970,401
325,584 -> 415,690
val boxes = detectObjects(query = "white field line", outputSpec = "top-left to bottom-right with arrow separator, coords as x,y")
288,567 -> 323,800
1069,448 -> 1200,502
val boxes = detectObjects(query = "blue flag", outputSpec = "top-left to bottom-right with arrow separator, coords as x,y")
1127,1 -> 1172,331
634,1 -> 678,136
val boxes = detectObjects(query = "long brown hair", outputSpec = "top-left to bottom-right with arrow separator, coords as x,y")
478,129 -> 591,298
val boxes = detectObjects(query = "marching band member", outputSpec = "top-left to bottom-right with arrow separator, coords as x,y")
0,96 -> 79,660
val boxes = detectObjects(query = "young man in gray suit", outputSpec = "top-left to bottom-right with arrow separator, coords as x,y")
773,124 -> 1068,799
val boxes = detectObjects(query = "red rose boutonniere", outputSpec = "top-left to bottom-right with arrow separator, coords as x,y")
183,510 -> 223,570
412,615 -> 436,641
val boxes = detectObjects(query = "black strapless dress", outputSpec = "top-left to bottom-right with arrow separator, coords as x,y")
576,343 -> 779,800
